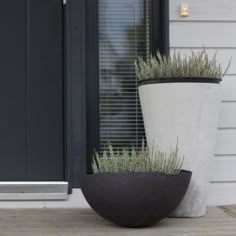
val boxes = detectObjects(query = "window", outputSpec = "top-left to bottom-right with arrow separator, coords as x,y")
68,0 -> 169,179
98,0 -> 150,149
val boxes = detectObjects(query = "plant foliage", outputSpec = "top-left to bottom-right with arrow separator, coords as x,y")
135,50 -> 230,81
92,141 -> 184,174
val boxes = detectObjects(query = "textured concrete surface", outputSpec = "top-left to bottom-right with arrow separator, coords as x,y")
0,206 -> 235,236
139,82 -> 221,217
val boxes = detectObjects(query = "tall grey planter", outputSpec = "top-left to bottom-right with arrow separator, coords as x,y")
138,78 -> 222,217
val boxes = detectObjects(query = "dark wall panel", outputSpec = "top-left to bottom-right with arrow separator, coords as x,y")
0,1 -> 27,180
28,0 -> 64,180
0,0 -> 64,181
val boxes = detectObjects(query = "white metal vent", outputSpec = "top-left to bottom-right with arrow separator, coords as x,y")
0,182 -> 68,200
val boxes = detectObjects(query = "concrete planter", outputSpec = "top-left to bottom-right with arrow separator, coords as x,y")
138,77 -> 222,217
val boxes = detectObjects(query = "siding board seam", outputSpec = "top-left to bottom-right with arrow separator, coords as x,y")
170,20 -> 236,23
214,155 -> 236,159
170,47 -> 236,50
210,181 -> 236,184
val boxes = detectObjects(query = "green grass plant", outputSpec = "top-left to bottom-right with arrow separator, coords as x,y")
92,140 -> 184,175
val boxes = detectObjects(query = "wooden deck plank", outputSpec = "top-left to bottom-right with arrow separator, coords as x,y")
0,207 -> 235,236
219,205 -> 236,218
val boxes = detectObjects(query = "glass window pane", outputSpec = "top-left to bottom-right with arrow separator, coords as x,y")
98,0 -> 150,149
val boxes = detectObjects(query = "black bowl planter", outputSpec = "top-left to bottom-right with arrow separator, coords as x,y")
80,170 -> 192,227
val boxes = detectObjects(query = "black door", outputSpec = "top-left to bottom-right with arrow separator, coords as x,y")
0,0 -> 64,181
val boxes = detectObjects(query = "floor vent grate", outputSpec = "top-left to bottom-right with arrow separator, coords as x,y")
0,182 -> 68,200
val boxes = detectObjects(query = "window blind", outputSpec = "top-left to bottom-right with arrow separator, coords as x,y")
98,0 -> 150,149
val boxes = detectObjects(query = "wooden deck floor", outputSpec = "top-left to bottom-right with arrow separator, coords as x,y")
0,206 -> 235,236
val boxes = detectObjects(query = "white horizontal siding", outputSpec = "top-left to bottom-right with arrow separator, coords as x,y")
170,22 -> 236,48
170,0 -> 236,22
210,158 -> 236,182
170,0 -> 236,205
219,102 -> 236,128
208,183 -> 236,206
221,77 -> 236,100
215,130 -> 236,155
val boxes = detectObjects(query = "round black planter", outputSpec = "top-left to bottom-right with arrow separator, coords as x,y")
80,170 -> 192,227
138,77 -> 222,87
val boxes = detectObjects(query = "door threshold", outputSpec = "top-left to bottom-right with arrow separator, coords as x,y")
0,182 -> 68,200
